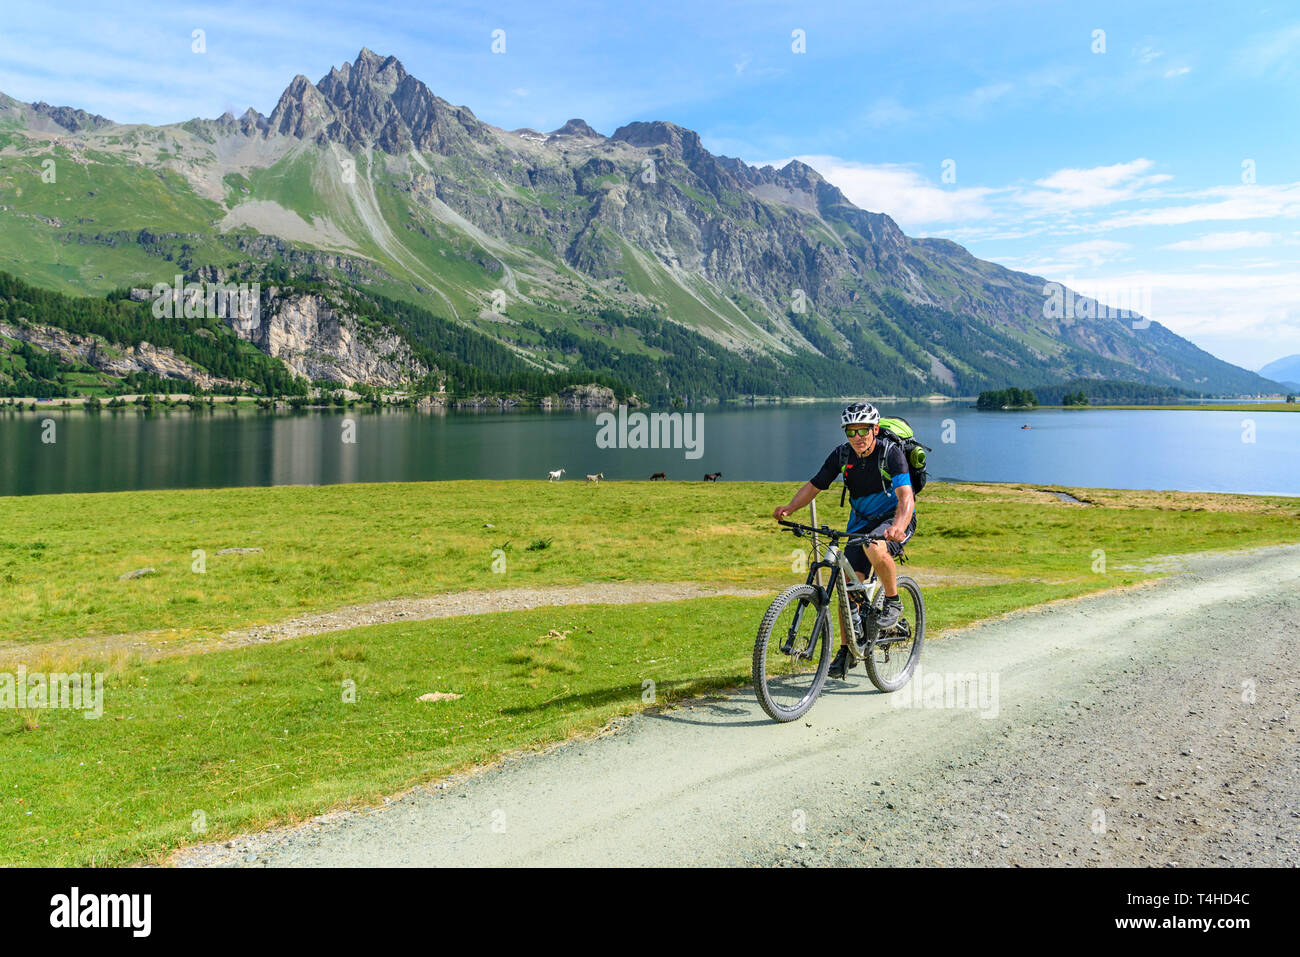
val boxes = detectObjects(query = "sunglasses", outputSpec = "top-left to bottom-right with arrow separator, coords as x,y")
844,427 -> 874,438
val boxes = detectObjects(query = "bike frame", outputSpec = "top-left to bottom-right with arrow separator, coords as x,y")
805,538 -> 881,662
781,507 -> 883,665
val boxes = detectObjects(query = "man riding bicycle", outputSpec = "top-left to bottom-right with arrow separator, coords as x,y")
772,401 -> 917,679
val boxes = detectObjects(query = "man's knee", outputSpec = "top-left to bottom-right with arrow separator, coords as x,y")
866,542 -> 893,566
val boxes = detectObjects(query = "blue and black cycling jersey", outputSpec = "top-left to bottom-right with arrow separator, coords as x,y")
809,440 -> 913,533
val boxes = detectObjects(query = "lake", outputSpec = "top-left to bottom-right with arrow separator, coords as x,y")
1,401 -> 1297,497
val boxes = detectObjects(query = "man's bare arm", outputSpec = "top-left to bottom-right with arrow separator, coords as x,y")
773,482 -> 821,521
886,485 -> 915,540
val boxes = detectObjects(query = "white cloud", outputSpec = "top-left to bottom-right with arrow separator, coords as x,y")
785,156 -> 1001,229
1040,267 -> 1300,346
1164,66 -> 1191,78
1017,158 -> 1171,212
1162,231 -> 1275,251
1098,183 -> 1300,229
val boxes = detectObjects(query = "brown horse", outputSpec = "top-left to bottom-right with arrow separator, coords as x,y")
704,472 -> 722,482
650,472 -> 667,481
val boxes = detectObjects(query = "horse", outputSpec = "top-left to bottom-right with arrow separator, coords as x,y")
704,472 -> 722,482
547,469 -> 566,481
586,472 -> 605,484
650,472 -> 667,481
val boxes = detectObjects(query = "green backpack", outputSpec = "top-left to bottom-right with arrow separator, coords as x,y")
838,415 -> 930,507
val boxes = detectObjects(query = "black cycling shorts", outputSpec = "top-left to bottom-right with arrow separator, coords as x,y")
845,513 -> 916,576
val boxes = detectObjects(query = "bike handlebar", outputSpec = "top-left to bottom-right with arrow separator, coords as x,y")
777,518 -> 880,548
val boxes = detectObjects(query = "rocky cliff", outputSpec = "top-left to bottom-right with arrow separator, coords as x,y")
232,289 -> 430,387
0,319 -> 244,390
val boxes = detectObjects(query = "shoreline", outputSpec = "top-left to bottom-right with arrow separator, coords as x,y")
10,396 -> 1293,413
3,477 -> 1298,502
0,393 -> 976,412
992,402 -> 1298,412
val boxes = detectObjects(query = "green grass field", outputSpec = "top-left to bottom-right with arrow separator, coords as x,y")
2,479 -> 1298,865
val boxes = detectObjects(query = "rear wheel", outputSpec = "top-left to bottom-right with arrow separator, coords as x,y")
864,575 -> 924,693
752,584 -> 832,722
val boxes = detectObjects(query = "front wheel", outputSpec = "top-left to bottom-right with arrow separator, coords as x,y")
752,584 -> 832,722
864,575 -> 924,693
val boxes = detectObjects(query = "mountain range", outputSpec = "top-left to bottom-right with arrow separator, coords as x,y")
1259,355 -> 1300,390
0,48 -> 1286,400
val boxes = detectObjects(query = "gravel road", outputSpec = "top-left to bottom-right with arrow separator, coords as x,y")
176,545 -> 1300,867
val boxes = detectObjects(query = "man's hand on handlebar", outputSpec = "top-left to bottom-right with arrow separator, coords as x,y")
775,482 -> 819,523
884,523 -> 907,543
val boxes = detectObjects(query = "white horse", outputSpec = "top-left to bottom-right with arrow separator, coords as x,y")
586,472 -> 604,484
548,469 -> 565,482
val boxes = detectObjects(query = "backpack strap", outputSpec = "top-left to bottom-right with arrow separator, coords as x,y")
876,434 -> 896,485
838,442 -> 849,507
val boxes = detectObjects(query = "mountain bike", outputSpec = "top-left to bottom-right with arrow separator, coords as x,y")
751,517 -> 925,722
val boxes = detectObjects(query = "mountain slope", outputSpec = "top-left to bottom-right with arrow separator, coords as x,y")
1259,354 -> 1300,390
0,50 -> 1284,398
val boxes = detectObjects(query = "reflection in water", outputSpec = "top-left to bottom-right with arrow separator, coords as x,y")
1,402 -> 1297,497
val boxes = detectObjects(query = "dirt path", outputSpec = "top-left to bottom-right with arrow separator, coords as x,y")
219,582 -> 773,646
174,544 -> 1300,867
3,566 -> 1016,668
0,582 -> 772,667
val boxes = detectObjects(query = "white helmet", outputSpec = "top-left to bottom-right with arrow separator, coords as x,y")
840,401 -> 880,427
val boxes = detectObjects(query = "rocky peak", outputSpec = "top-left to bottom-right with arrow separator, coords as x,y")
214,108 -> 267,134
775,159 -> 825,190
318,48 -> 409,105
609,120 -> 746,194
610,120 -> 700,153
263,49 -> 491,155
267,75 -> 334,139
27,101 -> 114,133
550,118 -> 601,138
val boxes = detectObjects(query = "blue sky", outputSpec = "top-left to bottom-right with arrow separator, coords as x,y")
2,0 -> 1297,370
